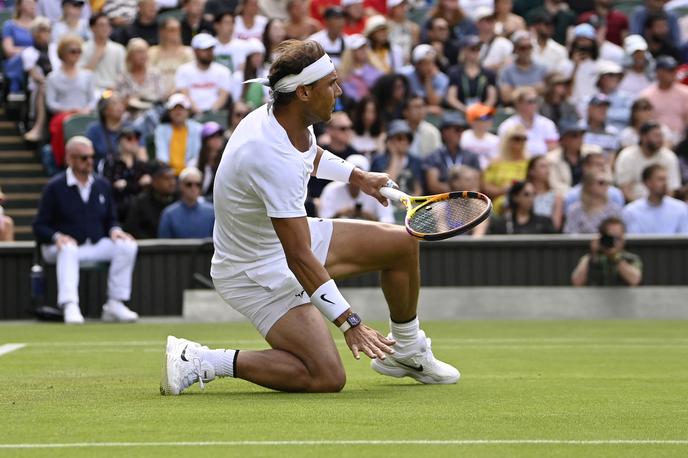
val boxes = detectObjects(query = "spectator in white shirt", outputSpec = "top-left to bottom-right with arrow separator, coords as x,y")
403,94 -> 442,158
614,121 -> 682,202
529,10 -> 571,77
318,154 -> 395,223
618,34 -> 654,95
622,164 -> 688,234
233,0 -> 268,40
498,86 -> 559,157
461,103 -> 498,169
175,33 -> 232,114
475,7 -> 512,74
213,12 -> 248,73
80,13 -> 126,96
308,7 -> 347,67
51,0 -> 91,42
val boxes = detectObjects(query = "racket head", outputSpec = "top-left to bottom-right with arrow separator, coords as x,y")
404,191 -> 492,240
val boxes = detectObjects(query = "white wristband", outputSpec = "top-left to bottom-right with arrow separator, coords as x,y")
315,150 -> 356,183
310,279 -> 350,322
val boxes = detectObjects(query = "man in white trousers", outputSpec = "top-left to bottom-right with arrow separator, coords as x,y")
33,136 -> 139,324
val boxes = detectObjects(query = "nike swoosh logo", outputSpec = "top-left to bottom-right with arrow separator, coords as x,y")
320,294 -> 336,305
397,361 -> 423,372
180,345 -> 189,362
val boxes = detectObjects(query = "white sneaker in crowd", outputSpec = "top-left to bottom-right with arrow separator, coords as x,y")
101,300 -> 139,323
160,336 -> 216,396
63,302 -> 85,325
371,330 -> 460,384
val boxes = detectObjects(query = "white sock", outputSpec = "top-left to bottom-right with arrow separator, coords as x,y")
390,317 -> 420,347
199,348 -> 238,378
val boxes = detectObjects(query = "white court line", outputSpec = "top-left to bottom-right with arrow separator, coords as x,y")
1,440 -> 688,449
0,343 -> 25,357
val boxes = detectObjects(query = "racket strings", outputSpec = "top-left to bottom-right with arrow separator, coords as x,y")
408,198 -> 488,234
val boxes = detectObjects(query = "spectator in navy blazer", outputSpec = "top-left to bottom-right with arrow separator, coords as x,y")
424,112 -> 481,194
33,136 -> 140,325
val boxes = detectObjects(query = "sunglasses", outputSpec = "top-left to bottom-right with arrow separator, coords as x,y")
511,136 -> 527,142
122,134 -> 139,141
520,191 -> 534,197
517,45 -> 533,51
77,154 -> 94,161
332,125 -> 353,131
67,48 -> 82,55
184,181 -> 202,188
522,98 -> 538,104
595,180 -> 610,186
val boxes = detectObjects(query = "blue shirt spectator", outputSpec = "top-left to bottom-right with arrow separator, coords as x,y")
2,19 -> 34,49
622,196 -> 688,234
629,4 -> 681,47
402,44 -> 450,109
564,184 -> 625,212
158,167 -> 214,238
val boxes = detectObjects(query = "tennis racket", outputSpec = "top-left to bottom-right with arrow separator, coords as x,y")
379,181 -> 492,241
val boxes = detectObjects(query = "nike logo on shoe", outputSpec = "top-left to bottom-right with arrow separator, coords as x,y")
180,345 -> 189,362
320,294 -> 335,305
396,360 -> 423,372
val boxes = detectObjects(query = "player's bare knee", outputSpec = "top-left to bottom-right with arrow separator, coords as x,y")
311,369 -> 346,393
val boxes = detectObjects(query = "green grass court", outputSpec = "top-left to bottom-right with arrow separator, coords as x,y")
1,320 -> 688,457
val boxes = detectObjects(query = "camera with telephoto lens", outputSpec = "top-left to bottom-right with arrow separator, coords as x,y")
600,233 -> 616,249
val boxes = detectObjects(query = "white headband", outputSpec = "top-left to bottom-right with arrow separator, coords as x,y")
243,53 -> 335,93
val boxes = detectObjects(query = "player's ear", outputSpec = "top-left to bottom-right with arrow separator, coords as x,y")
295,85 -> 310,102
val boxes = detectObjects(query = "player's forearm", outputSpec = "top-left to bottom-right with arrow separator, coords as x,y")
284,250 -> 331,295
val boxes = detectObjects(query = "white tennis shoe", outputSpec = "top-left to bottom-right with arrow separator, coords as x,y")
63,302 -> 85,324
371,330 -> 460,384
101,300 -> 139,322
160,336 -> 216,395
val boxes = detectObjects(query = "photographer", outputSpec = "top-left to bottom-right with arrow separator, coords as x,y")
571,216 -> 642,287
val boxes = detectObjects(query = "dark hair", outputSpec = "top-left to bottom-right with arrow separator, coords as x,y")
197,135 -> 225,194
262,19 -> 281,64
629,97 -> 653,128
160,17 -> 181,29
599,216 -> 625,234
641,163 -> 665,182
214,11 -> 233,24
371,73 -> 409,109
402,94 -> 424,112
268,40 -> 325,106
242,49 -> 263,100
507,180 -> 532,214
526,155 -> 546,179
644,11 -> 668,30
351,96 -> 382,137
639,121 -> 660,136
569,36 -> 599,61
89,13 -> 109,28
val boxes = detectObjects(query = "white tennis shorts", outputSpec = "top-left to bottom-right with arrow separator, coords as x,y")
213,218 -> 334,337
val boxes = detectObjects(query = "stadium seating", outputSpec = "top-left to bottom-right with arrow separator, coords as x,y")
197,110 -> 229,130
62,114 -> 98,143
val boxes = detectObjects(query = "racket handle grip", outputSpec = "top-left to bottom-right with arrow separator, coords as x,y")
380,186 -> 408,202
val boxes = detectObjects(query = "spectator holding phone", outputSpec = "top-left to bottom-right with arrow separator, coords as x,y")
571,216 -> 642,286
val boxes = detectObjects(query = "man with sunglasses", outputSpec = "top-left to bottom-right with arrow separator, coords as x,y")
158,167 -> 214,238
33,136 -> 139,324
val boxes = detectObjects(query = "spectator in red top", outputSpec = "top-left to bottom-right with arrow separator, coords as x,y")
578,0 -> 629,46
342,0 -> 366,35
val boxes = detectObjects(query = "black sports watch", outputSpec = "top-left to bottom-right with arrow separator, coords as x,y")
338,312 -> 362,333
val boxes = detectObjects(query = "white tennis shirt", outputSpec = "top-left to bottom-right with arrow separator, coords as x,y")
211,104 -> 317,279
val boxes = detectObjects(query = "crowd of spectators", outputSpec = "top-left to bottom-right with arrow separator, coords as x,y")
2,0 -> 688,241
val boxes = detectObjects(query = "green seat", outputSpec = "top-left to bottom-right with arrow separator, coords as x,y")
491,107 -> 514,134
197,110 -> 229,130
63,114 -> 98,143
145,133 -> 156,161
157,8 -> 184,24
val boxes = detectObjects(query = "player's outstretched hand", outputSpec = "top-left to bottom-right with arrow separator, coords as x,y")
350,169 -> 392,206
344,324 -> 396,360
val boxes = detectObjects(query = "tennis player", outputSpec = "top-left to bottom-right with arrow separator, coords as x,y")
161,40 -> 459,395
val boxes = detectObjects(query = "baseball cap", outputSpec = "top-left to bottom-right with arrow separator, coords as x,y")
466,104 -> 495,123
386,120 -> 414,140
588,93 -> 611,106
440,111 -> 469,130
656,55 -> 678,70
243,38 -> 265,56
624,34 -> 648,55
166,93 -> 191,110
527,10 -> 552,26
573,23 -> 596,40
474,6 -> 494,22
117,126 -> 141,141
191,33 -> 218,50
201,121 -> 224,139
511,30 -> 531,46
346,154 -> 370,172
346,34 -> 368,50
150,161 -> 174,177
62,0 -> 85,6
341,0 -> 363,6
460,35 -> 481,48
558,120 -> 586,136
387,0 -> 405,8
412,43 -> 436,64
323,6 -> 344,19
597,60 -> 623,76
